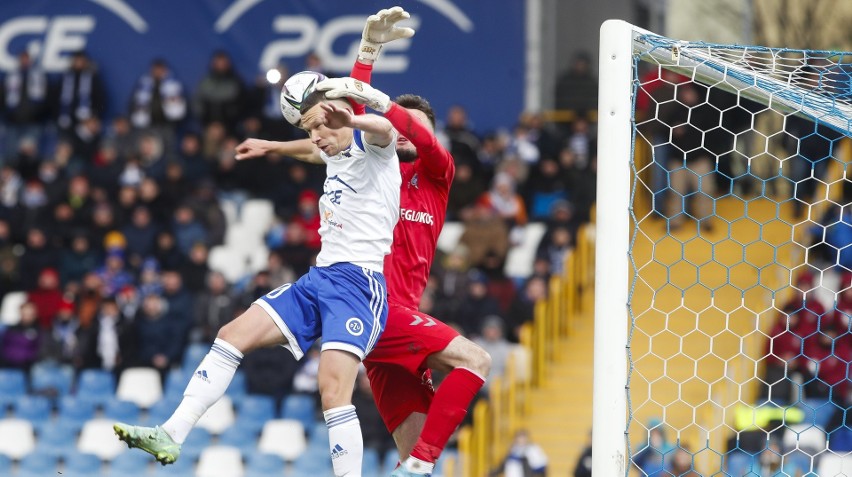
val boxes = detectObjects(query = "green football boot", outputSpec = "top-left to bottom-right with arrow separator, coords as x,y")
113,422 -> 181,465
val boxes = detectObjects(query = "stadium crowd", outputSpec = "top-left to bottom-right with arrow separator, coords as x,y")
0,46 -> 597,441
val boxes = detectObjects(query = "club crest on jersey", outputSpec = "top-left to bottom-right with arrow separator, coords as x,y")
346,317 -> 364,336
410,173 -> 419,189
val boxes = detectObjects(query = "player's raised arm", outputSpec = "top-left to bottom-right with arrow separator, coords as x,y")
234,138 -> 323,164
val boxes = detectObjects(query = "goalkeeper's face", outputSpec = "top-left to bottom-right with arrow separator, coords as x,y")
396,108 -> 433,163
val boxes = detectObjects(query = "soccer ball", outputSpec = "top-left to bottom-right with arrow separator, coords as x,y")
280,71 -> 328,126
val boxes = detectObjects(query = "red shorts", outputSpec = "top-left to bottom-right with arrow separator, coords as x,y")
364,303 -> 460,433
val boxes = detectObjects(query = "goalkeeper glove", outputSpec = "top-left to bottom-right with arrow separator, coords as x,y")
316,77 -> 391,113
358,6 -> 416,63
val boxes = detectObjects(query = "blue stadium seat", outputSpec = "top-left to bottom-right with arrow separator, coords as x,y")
150,452 -> 194,477
163,368 -> 190,400
180,427 -> 212,461
244,452 -> 284,474
102,398 -> 142,422
383,449 -> 401,473
225,369 -> 247,398
0,368 -> 26,407
362,448 -> 381,477
64,451 -> 103,474
107,451 -> 153,477
0,454 -> 9,475
75,369 -> 116,407
59,395 -> 97,426
35,418 -> 81,458
181,342 -> 209,370
12,395 -> 52,427
145,396 -> 181,425
19,453 -> 59,474
218,425 -> 259,454
292,446 -> 333,474
30,362 -> 74,397
235,394 -> 276,432
282,394 -> 317,436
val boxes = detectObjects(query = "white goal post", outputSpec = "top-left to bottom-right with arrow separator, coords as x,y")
594,19 -> 852,477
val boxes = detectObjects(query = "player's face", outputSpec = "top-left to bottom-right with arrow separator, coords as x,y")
396,108 -> 433,163
302,103 -> 353,156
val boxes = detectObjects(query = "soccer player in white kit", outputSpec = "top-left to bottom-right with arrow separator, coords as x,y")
114,87 -> 401,477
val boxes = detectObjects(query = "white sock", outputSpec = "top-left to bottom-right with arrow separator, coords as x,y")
404,456 -> 435,475
162,338 -> 243,443
324,405 -> 363,477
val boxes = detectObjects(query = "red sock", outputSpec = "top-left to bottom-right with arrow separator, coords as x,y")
410,367 -> 485,463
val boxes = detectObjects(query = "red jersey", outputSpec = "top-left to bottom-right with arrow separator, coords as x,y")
350,62 -> 455,309
383,109 -> 454,308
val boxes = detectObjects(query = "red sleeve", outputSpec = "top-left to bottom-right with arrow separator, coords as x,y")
385,102 -> 454,183
348,61 -> 373,116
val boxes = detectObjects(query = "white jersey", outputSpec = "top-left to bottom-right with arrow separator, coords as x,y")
315,129 -> 401,272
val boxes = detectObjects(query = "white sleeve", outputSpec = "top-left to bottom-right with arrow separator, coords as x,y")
361,128 -> 398,161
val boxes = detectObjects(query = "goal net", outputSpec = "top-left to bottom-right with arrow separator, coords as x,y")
593,20 -> 852,476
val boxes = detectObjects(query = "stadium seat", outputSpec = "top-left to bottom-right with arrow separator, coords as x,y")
182,342 -> 210,371
78,418 -> 127,460
163,368 -> 190,399
309,420 -> 329,448
75,369 -> 116,407
783,424 -> 828,454
116,367 -> 163,409
146,396 -> 182,425
196,445 -> 244,477
234,394 -> 275,432
226,369 -> 247,398
246,245 -> 270,274
64,451 -> 104,474
218,425 -> 259,454
281,394 -> 316,435
150,451 -> 194,477
11,395 -> 51,427
244,452 -> 284,476
59,395 -> 98,426
0,454 -> 10,475
225,223 -> 264,255
383,449 -> 401,474
208,245 -> 247,283
436,222 -> 464,254
30,361 -> 74,397
0,368 -> 26,407
196,395 -> 235,435
180,427 -> 212,461
0,291 -> 27,325
108,450 -> 152,475
362,448 -> 381,477
34,417 -> 80,458
258,419 -> 306,461
290,445 -> 332,474
219,199 -> 239,228
0,418 -> 35,459
504,222 -> 547,278
240,199 -> 275,234
18,453 -> 58,474
102,398 -> 142,422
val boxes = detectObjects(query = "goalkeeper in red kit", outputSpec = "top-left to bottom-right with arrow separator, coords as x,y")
235,7 -> 490,477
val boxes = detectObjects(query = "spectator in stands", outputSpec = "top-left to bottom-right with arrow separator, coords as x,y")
132,293 -> 182,379
292,344 -> 321,396
524,157 -> 568,221
535,225 -> 573,277
39,298 -> 78,366
19,227 -> 58,290
1,302 -> 41,370
76,297 -> 131,372
291,189 -> 322,250
573,430 -> 592,477
473,315 -> 513,381
193,50 -> 246,133
555,51 -> 598,116
506,122 -> 540,165
1,50 -> 50,159
56,51 -> 106,136
122,206 -> 159,265
667,445 -> 698,476
478,172 -> 527,230
161,269 -> 194,339
192,271 -> 236,344
236,269 -> 273,310
275,221 -> 316,277
507,276 -> 547,342
456,270 -> 503,337
633,420 -> 675,477
129,59 -> 187,147
351,367 -> 395,459
489,429 -> 548,477
808,179 -> 852,272
177,132 -> 211,183
153,230 -> 184,270
179,243 -> 210,294
185,179 -> 226,248
27,267 -> 63,329
96,249 -> 134,298
459,202 -> 510,269
432,245 -> 471,324
444,105 -> 480,165
172,205 -> 207,257
137,258 -> 163,298
161,162 -> 190,210
447,161 -> 486,220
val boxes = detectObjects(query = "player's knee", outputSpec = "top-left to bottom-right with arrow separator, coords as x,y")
468,344 -> 492,378
318,377 -> 350,411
